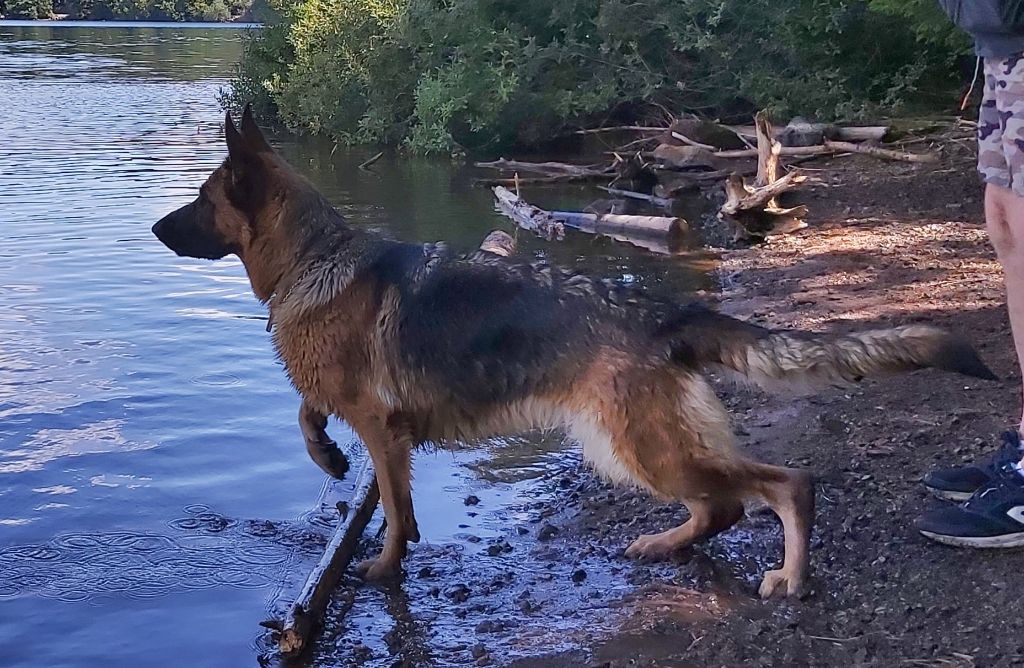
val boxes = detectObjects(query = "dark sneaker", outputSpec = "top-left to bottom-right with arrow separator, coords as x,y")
916,459 -> 1024,548
922,431 -> 1022,501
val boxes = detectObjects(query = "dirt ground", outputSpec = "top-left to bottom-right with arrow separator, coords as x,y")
301,142 -> 1024,668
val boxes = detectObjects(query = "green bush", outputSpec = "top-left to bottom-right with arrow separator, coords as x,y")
63,0 -> 247,20
230,0 -> 974,154
4,0 -> 53,18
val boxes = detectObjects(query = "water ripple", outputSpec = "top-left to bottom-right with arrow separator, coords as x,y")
0,505 -> 326,603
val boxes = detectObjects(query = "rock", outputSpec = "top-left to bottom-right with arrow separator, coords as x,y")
471,643 -> 487,659
444,584 -> 471,603
538,523 -> 559,541
464,495 -> 481,506
571,568 -> 587,583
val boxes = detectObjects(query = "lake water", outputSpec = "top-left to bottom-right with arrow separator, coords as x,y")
0,21 -> 714,667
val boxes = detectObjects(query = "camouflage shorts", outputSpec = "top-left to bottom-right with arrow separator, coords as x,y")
979,54 -> 1024,194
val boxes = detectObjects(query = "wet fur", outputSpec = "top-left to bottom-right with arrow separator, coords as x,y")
153,107 -> 995,598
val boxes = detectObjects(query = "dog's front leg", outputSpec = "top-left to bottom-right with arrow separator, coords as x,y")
299,399 -> 350,479
350,413 -> 418,581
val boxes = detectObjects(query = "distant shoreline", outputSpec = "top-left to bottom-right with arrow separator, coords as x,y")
0,17 -> 262,26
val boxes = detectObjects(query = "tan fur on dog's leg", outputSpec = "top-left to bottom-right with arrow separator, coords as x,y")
349,413 -> 418,581
751,466 -> 815,598
625,498 -> 744,559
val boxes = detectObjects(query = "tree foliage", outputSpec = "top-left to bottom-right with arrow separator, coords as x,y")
228,0 -> 973,154
59,0 -> 249,20
2,0 -> 53,18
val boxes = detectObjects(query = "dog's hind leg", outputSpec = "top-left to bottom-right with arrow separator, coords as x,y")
299,399 -> 350,479
349,412 -> 419,581
745,464 -> 815,599
624,496 -> 744,560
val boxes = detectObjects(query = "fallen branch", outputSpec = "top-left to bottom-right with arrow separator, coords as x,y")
718,112 -> 808,242
492,186 -> 565,240
711,141 -> 936,163
277,459 -> 380,657
670,131 -> 717,152
357,151 -> 384,171
491,186 -> 685,253
729,124 -> 890,144
598,186 -> 673,207
552,211 -> 685,238
474,158 -> 612,177
823,140 -> 938,163
573,125 -> 665,135
475,173 -> 606,187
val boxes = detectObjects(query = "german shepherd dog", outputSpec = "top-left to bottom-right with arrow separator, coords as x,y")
153,107 -> 996,598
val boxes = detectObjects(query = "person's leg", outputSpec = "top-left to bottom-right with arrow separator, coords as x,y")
985,183 -> 1024,445
917,56 -> 1024,547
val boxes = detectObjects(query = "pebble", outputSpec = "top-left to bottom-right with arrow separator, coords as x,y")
445,584 -> 472,603
538,523 -> 559,541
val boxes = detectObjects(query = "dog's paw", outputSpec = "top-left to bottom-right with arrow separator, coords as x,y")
757,569 -> 805,599
624,533 -> 679,561
305,438 -> 350,480
354,557 -> 402,582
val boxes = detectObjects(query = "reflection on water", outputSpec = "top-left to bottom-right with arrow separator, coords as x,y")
0,20 -> 714,668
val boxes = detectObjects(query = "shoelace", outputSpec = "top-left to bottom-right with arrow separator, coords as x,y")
981,435 -> 1024,477
965,462 -> 1024,510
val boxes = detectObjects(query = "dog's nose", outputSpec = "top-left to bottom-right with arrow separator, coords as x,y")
152,216 -> 171,242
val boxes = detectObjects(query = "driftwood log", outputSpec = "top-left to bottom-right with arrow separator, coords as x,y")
492,185 -> 565,240
712,140 -> 936,163
598,186 -> 673,208
276,460 -> 380,657
491,186 -> 686,254
729,123 -> 890,144
474,158 -> 614,178
719,112 -> 808,242
357,151 -> 384,171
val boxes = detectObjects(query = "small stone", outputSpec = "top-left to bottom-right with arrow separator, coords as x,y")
537,523 -> 559,541
471,643 -> 487,659
444,584 -> 471,603
571,568 -> 587,583
465,495 -> 480,506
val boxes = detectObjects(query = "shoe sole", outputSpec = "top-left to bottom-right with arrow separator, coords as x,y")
919,529 -> 1024,548
925,486 -> 974,503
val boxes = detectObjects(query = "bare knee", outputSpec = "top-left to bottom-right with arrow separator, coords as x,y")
985,184 -> 1024,264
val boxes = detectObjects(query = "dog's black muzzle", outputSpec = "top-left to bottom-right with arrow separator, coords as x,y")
152,201 -> 232,260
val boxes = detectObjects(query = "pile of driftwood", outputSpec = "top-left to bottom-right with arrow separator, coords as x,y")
476,111 -> 939,247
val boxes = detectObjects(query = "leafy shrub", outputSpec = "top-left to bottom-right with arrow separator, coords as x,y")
63,0 -> 246,20
4,0 -> 53,18
230,0 -> 974,154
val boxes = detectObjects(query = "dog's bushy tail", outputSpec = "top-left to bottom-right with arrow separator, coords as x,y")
662,305 -> 997,391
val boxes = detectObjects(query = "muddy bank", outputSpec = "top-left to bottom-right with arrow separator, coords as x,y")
296,145 -> 1024,667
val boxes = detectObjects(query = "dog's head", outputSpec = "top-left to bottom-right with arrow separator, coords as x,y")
152,105 -> 279,261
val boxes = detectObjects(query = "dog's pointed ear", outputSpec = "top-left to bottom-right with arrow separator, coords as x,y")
240,103 -> 273,153
225,109 -> 248,161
